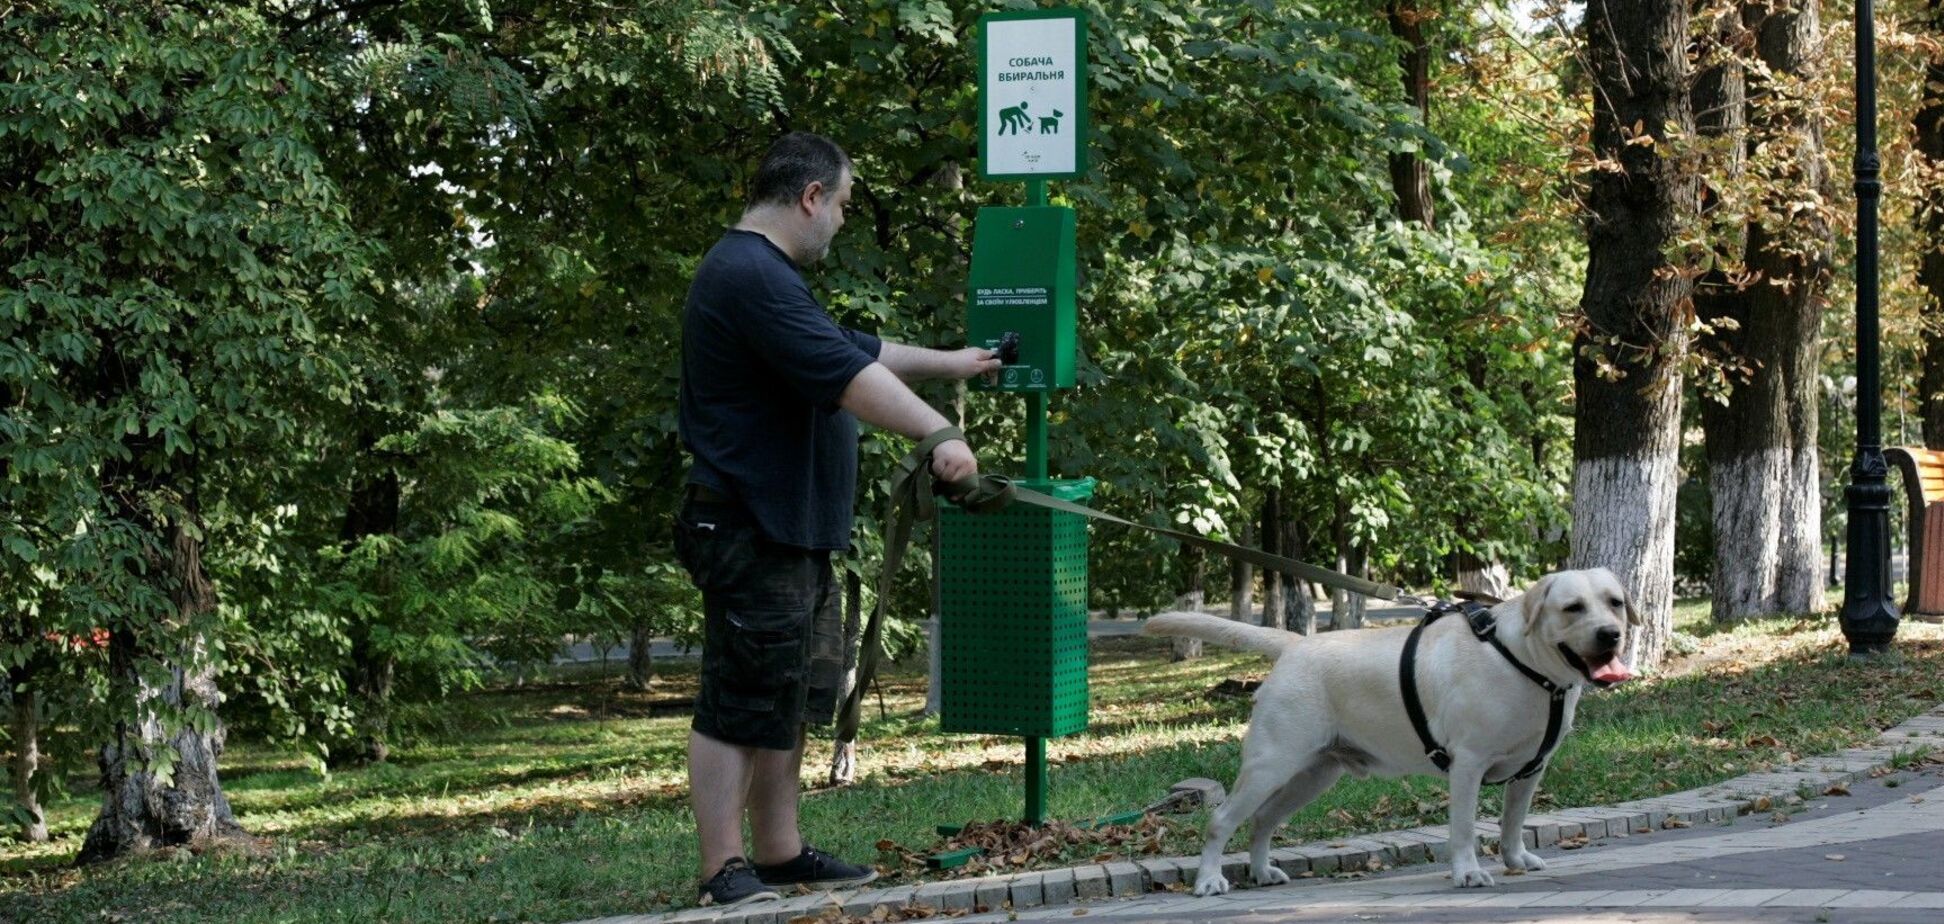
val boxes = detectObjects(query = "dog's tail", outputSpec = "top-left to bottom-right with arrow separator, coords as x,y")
1141,611 -> 1299,657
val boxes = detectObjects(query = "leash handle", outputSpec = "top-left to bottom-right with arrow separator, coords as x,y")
934,473 -> 1016,514
911,426 -> 966,472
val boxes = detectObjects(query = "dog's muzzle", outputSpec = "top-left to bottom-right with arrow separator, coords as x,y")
1559,643 -> 1633,687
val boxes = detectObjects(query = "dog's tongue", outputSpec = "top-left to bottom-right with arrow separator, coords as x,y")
1591,659 -> 1633,684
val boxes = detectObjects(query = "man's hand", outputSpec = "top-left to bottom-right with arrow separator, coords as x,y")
929,438 -> 979,486
944,347 -> 1004,385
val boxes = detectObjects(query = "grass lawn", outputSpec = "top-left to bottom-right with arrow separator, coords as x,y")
4,601 -> 1943,923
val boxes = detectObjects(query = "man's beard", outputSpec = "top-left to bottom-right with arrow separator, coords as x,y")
799,215 -> 838,264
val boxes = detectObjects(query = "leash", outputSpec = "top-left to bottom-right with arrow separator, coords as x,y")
833,430 -> 1427,759
935,472 -> 1412,603
1399,600 -> 1569,785
832,426 -> 967,756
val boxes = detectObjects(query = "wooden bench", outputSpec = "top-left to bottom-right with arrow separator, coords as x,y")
1887,447 -> 1944,617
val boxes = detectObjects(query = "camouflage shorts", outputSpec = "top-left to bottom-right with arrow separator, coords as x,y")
673,499 -> 844,751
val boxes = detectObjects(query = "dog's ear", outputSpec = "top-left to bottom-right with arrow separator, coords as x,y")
1621,583 -> 1644,626
1520,573 -> 1558,627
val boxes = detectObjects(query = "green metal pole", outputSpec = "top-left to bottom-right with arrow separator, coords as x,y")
1024,175 -> 1051,826
1026,392 -> 1048,481
1023,177 -> 1050,484
1025,735 -> 1047,825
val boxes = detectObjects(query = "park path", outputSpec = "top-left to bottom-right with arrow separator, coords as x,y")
574,705 -> 1944,924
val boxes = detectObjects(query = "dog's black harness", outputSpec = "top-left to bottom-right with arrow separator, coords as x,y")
1399,600 -> 1570,785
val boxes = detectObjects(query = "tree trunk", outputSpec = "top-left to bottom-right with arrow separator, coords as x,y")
1259,490 -> 1285,630
827,569 -> 864,785
1330,543 -> 1368,630
1283,517 -> 1317,635
1230,521 -> 1255,624
1170,547 -> 1206,661
339,629 -> 395,765
625,618 -> 655,691
10,681 -> 47,843
1571,0 -> 1702,671
1450,354 -> 1512,597
1455,552 -> 1513,600
1326,499 -> 1369,630
334,439 -> 401,765
79,516 -> 247,863
1692,2 -> 1766,619
1383,0 -> 1435,228
1920,0 -> 1944,448
1386,1 -> 1508,601
1699,0 -> 1830,620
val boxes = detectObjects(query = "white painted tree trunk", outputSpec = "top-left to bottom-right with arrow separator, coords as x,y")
1573,0 -> 1700,672
1775,445 -> 1826,613
1286,583 -> 1317,635
1696,0 -> 1829,622
1285,516 -> 1318,635
1457,559 -> 1513,600
1170,587 -> 1205,661
1260,493 -> 1284,630
1572,447 -> 1682,671
625,619 -> 654,692
1328,546 -> 1367,630
1709,449 -> 1787,617
11,687 -> 46,843
1231,522 -> 1255,625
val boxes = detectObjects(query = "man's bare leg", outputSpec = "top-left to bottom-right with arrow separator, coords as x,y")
690,729 -> 756,879
749,727 -> 807,865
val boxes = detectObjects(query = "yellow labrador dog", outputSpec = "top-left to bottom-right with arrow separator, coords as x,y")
1143,568 -> 1640,894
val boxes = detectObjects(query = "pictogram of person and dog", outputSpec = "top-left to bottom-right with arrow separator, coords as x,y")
997,101 -> 1062,135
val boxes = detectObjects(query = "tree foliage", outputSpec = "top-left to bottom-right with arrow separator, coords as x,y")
7,0 -> 1937,859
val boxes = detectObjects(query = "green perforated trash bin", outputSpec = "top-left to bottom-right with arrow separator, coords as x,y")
938,477 -> 1094,738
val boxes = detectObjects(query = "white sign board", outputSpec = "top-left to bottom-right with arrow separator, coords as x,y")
980,11 -> 1087,180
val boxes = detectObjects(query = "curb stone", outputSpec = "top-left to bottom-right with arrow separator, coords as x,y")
598,704 -> 1944,924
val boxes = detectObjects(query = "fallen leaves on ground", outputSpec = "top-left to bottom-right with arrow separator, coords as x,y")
876,815 -> 1180,880
788,901 -> 973,924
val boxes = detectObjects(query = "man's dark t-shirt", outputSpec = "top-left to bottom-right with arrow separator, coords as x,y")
679,229 -> 881,551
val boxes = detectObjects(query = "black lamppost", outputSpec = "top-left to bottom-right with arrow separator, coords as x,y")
1841,0 -> 1901,656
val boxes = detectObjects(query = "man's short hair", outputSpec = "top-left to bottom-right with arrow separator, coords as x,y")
747,132 -> 852,210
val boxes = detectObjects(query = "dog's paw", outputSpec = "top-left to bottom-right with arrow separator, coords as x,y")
1451,865 -> 1495,888
1503,849 -> 1548,873
1253,865 -> 1290,887
1190,872 -> 1232,896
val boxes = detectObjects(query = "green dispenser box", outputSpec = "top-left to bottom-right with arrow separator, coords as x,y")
966,206 -> 1077,392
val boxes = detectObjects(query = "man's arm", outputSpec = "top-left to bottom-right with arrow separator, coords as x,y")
877,341 -> 1002,383
838,363 -> 979,482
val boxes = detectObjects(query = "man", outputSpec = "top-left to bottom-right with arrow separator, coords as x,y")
675,131 -> 1000,907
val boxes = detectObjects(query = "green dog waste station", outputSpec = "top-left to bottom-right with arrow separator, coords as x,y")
936,7 -> 1092,826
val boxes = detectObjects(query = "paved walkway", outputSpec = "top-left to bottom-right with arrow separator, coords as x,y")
579,705 -> 1944,924
979,761 -> 1944,923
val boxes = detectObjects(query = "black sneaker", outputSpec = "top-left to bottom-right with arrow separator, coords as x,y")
754,843 -> 880,890
698,857 -> 782,907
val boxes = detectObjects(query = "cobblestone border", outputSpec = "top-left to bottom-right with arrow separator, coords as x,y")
585,705 -> 1944,924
